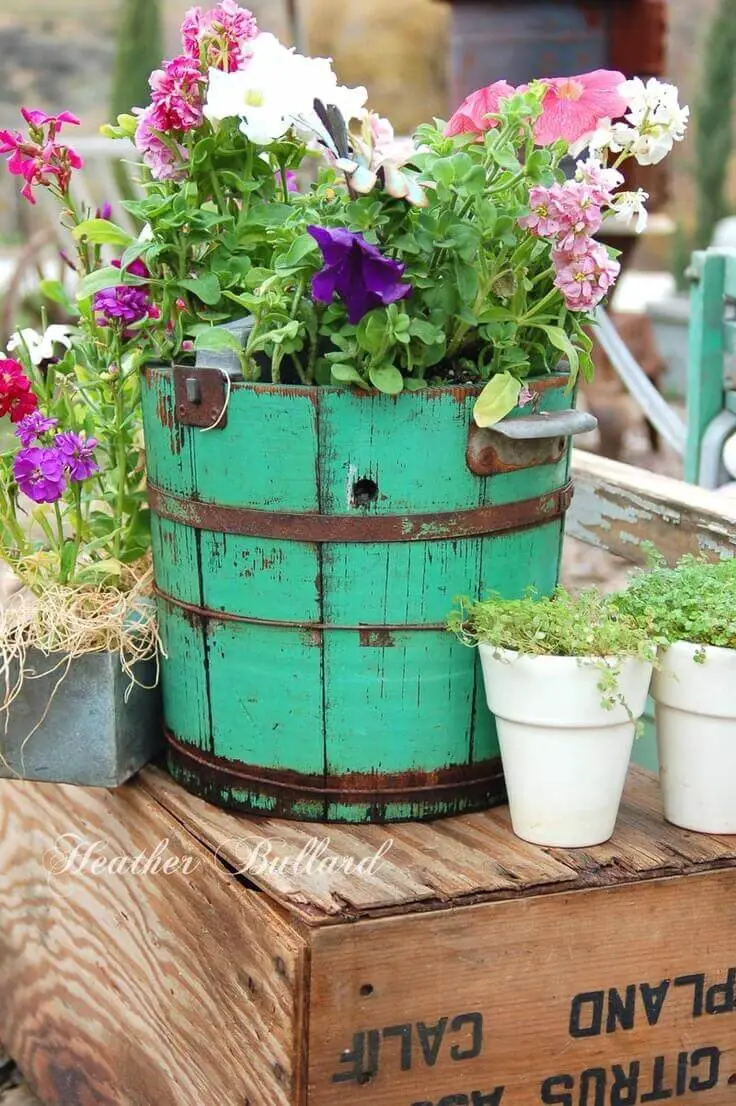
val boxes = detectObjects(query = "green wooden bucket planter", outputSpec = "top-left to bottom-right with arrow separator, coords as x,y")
142,365 -> 586,822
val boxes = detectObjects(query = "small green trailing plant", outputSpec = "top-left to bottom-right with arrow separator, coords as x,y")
612,550 -> 736,657
449,587 -> 656,712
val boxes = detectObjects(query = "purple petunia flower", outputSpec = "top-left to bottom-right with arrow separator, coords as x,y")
307,226 -> 413,325
13,444 -> 67,503
55,431 -> 99,481
14,410 -> 58,447
94,285 -> 154,326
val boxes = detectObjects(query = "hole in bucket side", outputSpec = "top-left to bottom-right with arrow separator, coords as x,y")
352,477 -> 379,507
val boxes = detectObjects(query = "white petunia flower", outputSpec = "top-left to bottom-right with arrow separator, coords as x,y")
203,33 -> 367,147
7,325 -> 73,365
611,189 -> 650,233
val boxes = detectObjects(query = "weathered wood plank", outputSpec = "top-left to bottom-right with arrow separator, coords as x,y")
0,779 -> 306,1106
308,870 -> 736,1106
141,766 -> 736,924
567,449 -> 736,563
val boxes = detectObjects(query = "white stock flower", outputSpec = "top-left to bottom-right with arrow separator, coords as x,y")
571,78 -> 688,166
7,325 -> 73,365
203,33 -> 367,147
611,189 -> 650,233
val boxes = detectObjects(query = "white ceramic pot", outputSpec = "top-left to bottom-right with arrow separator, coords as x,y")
652,641 -> 736,833
478,646 -> 653,847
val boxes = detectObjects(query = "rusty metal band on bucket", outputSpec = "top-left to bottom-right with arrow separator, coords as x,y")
147,481 -> 574,543
165,729 -> 505,808
154,587 -> 449,632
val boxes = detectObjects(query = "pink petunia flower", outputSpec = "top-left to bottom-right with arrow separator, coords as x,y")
148,55 -> 205,133
530,70 -> 628,147
445,80 -> 516,139
181,1 -> 258,72
553,239 -> 620,311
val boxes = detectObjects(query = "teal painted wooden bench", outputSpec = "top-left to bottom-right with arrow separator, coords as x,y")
684,248 -> 736,487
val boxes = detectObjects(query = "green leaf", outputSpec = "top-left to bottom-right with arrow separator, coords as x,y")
530,324 -> 580,378
194,328 -> 243,355
178,274 -> 222,305
473,371 -> 521,427
39,279 -> 77,315
275,233 -> 318,270
72,218 -> 133,246
330,363 -> 369,389
369,364 -> 404,395
76,266 -> 130,300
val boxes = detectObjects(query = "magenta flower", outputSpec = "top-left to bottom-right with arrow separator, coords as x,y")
15,411 -> 58,447
553,240 -> 620,311
0,359 -> 38,424
94,285 -> 156,326
181,1 -> 258,72
308,226 -> 413,324
55,432 -> 99,482
134,106 -> 186,181
112,257 -> 149,279
529,70 -> 628,147
13,445 -> 67,503
0,108 -> 82,204
21,109 -> 80,134
444,80 -> 517,139
96,201 -> 113,220
148,55 -> 205,133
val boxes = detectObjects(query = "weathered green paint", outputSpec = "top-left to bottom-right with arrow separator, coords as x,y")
685,250 -> 727,483
142,370 -> 575,822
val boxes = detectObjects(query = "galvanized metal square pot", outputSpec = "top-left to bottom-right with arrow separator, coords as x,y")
0,649 -> 162,787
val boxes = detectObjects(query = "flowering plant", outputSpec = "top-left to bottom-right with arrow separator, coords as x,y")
0,111 -> 168,594
0,5 -> 691,574
83,6 -> 687,425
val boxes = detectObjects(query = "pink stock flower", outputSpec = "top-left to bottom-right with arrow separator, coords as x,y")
553,240 -> 620,311
444,80 -> 516,139
0,109 -> 82,204
530,70 -> 628,147
148,55 -> 205,133
554,183 -> 603,254
575,158 -> 624,206
181,1 -> 258,72
134,106 -> 186,180
518,184 -> 569,238
519,181 -> 601,250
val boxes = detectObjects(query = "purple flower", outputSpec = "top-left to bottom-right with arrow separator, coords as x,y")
94,285 -> 154,326
96,201 -> 113,220
13,445 -> 67,503
307,226 -> 412,325
14,411 -> 58,446
55,431 -> 99,481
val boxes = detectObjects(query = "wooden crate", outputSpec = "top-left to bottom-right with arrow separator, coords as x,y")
1,766 -> 736,1106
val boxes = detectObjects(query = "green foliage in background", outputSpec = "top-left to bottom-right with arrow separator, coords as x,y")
694,0 -> 736,251
110,0 -> 163,119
